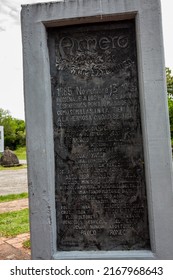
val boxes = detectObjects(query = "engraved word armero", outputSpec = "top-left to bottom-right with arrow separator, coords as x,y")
59,35 -> 129,58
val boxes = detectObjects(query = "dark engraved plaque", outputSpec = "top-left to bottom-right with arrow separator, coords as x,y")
48,20 -> 150,251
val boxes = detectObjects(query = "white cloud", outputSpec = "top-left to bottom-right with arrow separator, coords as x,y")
0,0 -> 20,31
0,0 -> 59,31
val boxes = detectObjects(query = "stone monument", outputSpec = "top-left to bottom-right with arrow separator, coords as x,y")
0,147 -> 19,167
21,0 -> 173,259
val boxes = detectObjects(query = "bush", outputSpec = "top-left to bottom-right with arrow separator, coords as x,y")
0,108 -> 26,150
167,68 -> 173,142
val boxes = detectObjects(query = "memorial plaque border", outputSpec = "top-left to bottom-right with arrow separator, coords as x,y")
48,19 -> 150,252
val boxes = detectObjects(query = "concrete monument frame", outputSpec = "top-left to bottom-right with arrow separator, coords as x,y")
21,0 -> 173,260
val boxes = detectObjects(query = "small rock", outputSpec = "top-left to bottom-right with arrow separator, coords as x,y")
0,147 -> 20,167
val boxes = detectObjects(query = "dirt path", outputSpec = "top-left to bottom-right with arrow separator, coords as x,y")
0,198 -> 29,213
0,233 -> 31,260
0,169 -> 28,195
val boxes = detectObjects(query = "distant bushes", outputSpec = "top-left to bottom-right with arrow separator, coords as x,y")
0,108 -> 26,150
166,68 -> 173,142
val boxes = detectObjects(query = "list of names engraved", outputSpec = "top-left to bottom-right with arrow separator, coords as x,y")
48,20 -> 150,251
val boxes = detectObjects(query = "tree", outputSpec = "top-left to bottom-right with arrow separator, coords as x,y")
166,67 -> 173,98
166,68 -> 173,141
0,108 -> 26,149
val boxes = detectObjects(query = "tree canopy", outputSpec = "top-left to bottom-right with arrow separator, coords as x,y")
166,68 -> 173,141
166,67 -> 173,98
0,109 -> 26,150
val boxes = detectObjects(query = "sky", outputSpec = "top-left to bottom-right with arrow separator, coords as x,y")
0,0 -> 173,120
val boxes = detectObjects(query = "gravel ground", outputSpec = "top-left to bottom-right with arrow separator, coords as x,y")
0,169 -> 28,195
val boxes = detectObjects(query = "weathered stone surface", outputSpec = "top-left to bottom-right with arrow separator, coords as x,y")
0,147 -> 19,167
48,20 -> 150,251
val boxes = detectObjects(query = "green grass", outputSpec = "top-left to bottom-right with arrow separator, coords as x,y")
0,208 -> 29,237
23,239 -> 31,249
0,193 -> 28,203
0,164 -> 27,171
14,147 -> 26,160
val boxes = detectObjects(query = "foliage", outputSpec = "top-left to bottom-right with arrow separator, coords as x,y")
166,68 -> 173,140
0,193 -> 28,203
166,67 -> 173,98
0,108 -> 26,150
168,97 -> 173,139
0,209 -> 29,237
